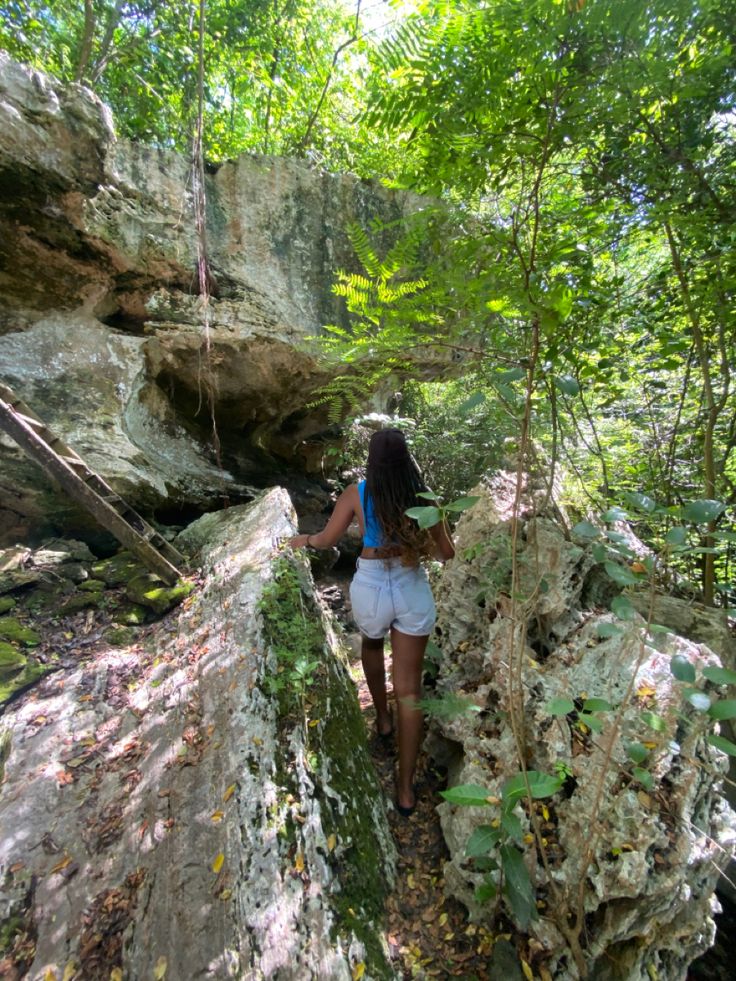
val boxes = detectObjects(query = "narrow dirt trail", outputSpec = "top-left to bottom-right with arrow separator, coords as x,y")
317,572 -> 498,980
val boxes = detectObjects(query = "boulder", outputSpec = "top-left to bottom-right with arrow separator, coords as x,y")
0,488 -> 396,979
0,54 -> 430,542
429,480 -> 736,980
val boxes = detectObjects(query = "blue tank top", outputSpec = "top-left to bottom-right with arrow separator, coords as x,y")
358,480 -> 386,547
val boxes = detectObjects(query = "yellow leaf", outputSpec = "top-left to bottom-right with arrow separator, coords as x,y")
295,851 -> 305,873
438,912 -> 448,926
211,810 -> 225,823
352,963 -> 365,980
327,834 -> 337,852
63,961 -> 79,981
308,719 -> 320,728
444,931 -> 454,941
541,805 -> 549,821
523,833 -> 534,845
540,967 -> 553,981
642,741 -> 658,750
521,959 -> 534,981
212,853 -> 225,874
44,970 -> 57,981
223,784 -> 236,802
637,686 -> 656,699
252,737 -> 262,746
109,969 -> 123,981
219,888 -> 232,901
49,855 -> 72,875
153,956 -> 167,980
407,873 -> 415,888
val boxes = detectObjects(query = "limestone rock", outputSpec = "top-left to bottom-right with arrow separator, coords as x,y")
0,54 -> 429,543
0,488 -> 396,979
430,479 -> 736,980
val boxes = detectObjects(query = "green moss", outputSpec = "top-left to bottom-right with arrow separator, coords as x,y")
258,556 -> 393,978
59,592 -> 102,615
105,625 -> 136,646
0,597 -> 16,614
0,642 -> 27,673
126,574 -> 194,614
0,618 -> 40,646
79,579 -> 106,593
0,660 -> 51,706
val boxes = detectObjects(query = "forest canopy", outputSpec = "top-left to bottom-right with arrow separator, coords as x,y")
1,0 -> 734,605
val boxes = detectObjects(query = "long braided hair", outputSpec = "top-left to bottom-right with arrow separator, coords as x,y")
365,429 -> 432,565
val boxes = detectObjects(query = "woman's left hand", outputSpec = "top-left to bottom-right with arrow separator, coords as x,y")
288,534 -> 311,549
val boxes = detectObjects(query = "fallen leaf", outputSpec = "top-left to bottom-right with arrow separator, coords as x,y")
44,969 -> 57,981
9,861 -> 25,874
439,912 -> 448,927
352,964 -> 365,980
49,855 -> 72,875
539,967 -> 553,981
109,969 -> 123,981
212,853 -> 225,874
211,810 -> 225,823
154,956 -> 167,979
327,834 -> 337,852
62,962 -> 79,981
219,888 -> 232,901
308,719 -> 320,727
295,851 -> 305,873
521,958 -> 534,981
407,873 -> 415,888
223,784 -> 236,802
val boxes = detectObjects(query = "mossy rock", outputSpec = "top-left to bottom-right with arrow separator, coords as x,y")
0,596 -> 16,614
0,569 -> 43,595
125,574 -> 194,614
92,551 -> 146,587
0,660 -> 53,707
105,625 -> 136,646
0,618 -> 40,646
79,579 -> 106,593
0,641 -> 27,674
58,592 -> 103,615
115,603 -> 149,625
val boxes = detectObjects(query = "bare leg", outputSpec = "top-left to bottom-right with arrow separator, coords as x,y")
361,635 -> 392,735
391,627 -> 428,810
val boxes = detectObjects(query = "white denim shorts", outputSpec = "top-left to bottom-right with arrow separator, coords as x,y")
349,557 -> 436,639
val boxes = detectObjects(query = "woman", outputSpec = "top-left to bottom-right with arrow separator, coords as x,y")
289,429 -> 454,816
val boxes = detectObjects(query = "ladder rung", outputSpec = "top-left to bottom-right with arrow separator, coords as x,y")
14,411 -> 45,429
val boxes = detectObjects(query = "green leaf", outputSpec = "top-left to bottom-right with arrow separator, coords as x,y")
572,521 -> 601,539
708,699 -> 736,721
465,825 -> 501,857
405,505 -> 442,529
502,771 -> 563,803
501,810 -> 524,844
687,692 -> 711,712
665,526 -> 687,546
416,490 -> 440,501
583,697 -> 614,712
670,655 -> 696,684
440,784 -> 495,806
458,392 -> 486,414
597,622 -> 624,639
702,666 -> 736,685
611,596 -> 636,620
708,733 -> 736,756
474,876 -> 498,903
553,375 -> 580,396
496,366 -> 526,382
500,845 -> 537,929
579,712 -> 603,733
633,767 -> 654,790
682,499 -> 727,524
444,496 -> 481,513
604,562 -> 639,586
641,711 -> 666,732
626,741 -> 648,764
622,492 -> 656,513
546,697 -> 575,716
592,543 -> 608,563
601,506 -> 628,522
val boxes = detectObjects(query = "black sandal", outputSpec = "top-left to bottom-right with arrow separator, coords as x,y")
395,785 -> 417,818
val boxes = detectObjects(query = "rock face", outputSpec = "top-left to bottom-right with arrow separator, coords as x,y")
0,488 -> 396,979
429,478 -> 736,980
0,53 -> 425,542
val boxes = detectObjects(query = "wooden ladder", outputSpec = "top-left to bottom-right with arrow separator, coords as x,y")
0,381 -> 185,585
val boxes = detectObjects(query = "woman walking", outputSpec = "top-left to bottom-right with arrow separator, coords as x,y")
289,429 -> 454,816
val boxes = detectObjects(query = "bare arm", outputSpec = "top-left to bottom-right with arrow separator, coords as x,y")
289,485 -> 358,549
430,519 -> 455,562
